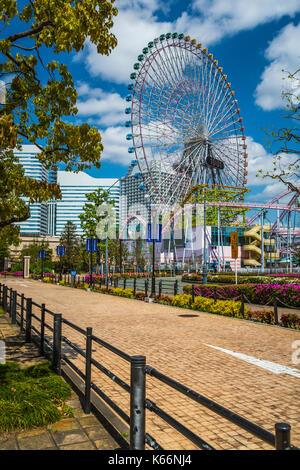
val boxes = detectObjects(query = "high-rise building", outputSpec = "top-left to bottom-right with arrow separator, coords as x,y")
56,171 -> 120,236
14,145 -> 55,235
120,160 -> 179,229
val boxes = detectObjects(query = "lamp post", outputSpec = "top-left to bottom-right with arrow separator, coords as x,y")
89,228 -> 94,289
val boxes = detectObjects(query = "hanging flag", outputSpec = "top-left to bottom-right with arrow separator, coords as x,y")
92,238 -> 98,252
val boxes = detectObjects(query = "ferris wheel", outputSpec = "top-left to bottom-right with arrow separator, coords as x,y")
125,33 -> 248,206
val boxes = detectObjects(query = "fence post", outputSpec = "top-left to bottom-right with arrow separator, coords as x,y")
53,314 -> 62,375
11,291 -> 17,324
40,303 -> 45,355
130,356 -> 146,450
159,280 -> 162,298
240,290 -> 245,318
192,284 -> 195,304
275,423 -> 291,450
84,327 -> 92,414
273,296 -> 279,325
9,288 -> 13,317
145,279 -> 148,298
3,285 -> 7,312
123,278 -> 126,290
25,298 -> 32,342
20,293 -> 25,331
174,279 -> 178,296
133,278 -> 136,297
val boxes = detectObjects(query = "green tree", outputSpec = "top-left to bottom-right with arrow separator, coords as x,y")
258,69 -> 300,195
16,237 -> 52,274
79,187 -> 113,236
79,187 -> 129,272
59,221 -> 80,271
0,0 -> 118,231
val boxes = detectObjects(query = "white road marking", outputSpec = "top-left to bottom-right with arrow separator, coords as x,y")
204,344 -> 300,379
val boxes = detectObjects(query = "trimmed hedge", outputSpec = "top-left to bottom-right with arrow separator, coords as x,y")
182,273 -> 300,285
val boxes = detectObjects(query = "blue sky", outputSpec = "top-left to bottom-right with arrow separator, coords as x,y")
8,0 -> 300,205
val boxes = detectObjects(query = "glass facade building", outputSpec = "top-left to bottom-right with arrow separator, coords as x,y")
14,146 -> 120,237
14,145 -> 53,235
56,171 -> 120,236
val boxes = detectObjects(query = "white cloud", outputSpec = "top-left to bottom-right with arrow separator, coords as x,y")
83,10 -> 171,84
255,22 -> 300,110
78,0 -> 300,85
100,125 -> 132,166
76,83 -> 124,126
245,135 -> 298,200
192,0 -> 300,33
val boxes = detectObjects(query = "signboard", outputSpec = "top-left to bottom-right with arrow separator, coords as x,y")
71,270 -> 77,277
230,232 -> 238,259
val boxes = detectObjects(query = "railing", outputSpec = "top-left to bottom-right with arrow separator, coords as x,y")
1,281 -> 298,451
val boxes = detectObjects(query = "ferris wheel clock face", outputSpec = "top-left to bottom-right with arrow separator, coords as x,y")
125,33 -> 248,206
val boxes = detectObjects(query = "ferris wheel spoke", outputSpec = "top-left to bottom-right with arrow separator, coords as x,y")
208,90 -> 235,134
212,145 -> 242,185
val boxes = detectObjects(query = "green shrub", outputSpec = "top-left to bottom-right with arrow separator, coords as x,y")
171,294 -> 192,308
0,362 -> 72,432
112,288 -> 134,298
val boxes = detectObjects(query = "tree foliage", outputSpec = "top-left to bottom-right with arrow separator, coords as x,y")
0,0 -> 118,230
59,220 -> 81,270
78,187 -> 113,237
258,69 -> 300,195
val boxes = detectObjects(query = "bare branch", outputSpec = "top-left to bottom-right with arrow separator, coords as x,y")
6,20 -> 53,43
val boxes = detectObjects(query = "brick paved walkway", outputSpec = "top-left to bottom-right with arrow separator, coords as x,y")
2,278 -> 300,450
0,312 -> 118,450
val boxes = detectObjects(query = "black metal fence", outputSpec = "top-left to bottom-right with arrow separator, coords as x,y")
0,281 -> 298,451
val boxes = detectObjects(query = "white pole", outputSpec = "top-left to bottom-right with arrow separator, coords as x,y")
235,258 -> 237,285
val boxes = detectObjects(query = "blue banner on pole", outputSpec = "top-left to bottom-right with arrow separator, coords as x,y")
86,239 -> 91,252
146,223 -> 152,242
92,238 -> 98,252
146,223 -> 162,242
39,250 -> 46,259
56,246 -> 65,256
155,223 -> 162,243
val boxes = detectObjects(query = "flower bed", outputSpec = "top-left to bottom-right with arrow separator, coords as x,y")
182,283 -> 300,308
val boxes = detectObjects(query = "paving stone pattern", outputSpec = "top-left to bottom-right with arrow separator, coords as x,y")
0,313 -> 118,451
2,278 -> 300,450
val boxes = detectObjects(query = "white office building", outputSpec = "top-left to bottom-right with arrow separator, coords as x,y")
14,145 -> 54,235
56,171 -> 120,236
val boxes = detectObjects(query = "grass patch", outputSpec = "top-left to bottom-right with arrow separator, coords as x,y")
0,307 -> 5,315
0,361 -> 73,432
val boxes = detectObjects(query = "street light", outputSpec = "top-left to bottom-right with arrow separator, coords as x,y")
89,228 -> 95,289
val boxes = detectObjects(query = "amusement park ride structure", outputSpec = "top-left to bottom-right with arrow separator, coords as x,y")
121,33 -> 299,271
